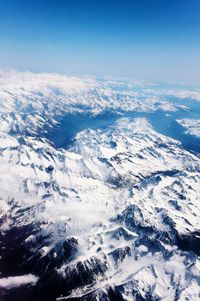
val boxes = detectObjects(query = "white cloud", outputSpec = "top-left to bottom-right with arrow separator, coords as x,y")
0,274 -> 39,289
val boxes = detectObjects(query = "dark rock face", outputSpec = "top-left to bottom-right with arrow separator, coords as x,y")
45,165 -> 54,173
176,231 -> 200,256
0,223 -> 79,301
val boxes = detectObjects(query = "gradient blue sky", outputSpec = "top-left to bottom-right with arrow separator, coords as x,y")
0,0 -> 200,83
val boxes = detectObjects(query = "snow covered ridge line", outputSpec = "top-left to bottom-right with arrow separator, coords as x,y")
1,116 -> 200,300
0,69 -> 200,98
0,69 -> 198,118
0,69 -> 98,94
1,70 -> 200,300
177,118 -> 200,138
0,274 -> 39,289
0,70 -> 98,114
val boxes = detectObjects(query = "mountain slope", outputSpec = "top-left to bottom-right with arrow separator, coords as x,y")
0,71 -> 200,301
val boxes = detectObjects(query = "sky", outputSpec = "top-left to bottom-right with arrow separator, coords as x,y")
0,0 -> 200,84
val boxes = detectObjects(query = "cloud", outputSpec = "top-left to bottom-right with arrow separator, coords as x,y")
0,274 -> 39,289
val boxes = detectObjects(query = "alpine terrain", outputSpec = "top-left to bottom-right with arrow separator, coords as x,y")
0,71 -> 200,301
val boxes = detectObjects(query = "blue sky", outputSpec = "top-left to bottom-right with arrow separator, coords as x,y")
0,0 -> 200,83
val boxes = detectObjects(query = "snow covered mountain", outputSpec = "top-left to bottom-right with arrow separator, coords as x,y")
0,71 -> 200,301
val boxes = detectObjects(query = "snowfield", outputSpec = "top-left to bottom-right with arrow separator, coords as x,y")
0,70 -> 200,301
177,119 -> 200,138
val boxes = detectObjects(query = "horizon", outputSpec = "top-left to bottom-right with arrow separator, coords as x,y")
1,68 -> 200,88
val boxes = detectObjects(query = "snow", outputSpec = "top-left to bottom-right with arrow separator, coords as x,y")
1,115 -> 199,298
177,118 -> 200,138
0,70 -> 200,300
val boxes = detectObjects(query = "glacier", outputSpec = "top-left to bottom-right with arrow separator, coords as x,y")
0,71 -> 200,301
